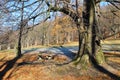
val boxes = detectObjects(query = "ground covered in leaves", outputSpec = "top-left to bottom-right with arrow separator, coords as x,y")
0,50 -> 120,80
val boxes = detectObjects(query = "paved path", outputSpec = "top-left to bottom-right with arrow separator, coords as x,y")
22,46 -> 78,59
102,44 -> 120,51
22,44 -> 120,59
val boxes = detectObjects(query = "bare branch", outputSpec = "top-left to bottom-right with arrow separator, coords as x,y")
96,0 -> 120,4
106,0 -> 120,3
109,2 -> 120,10
103,31 -> 120,39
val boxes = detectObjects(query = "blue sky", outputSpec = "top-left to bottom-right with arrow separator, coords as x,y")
100,1 -> 108,6
1,0 -> 109,28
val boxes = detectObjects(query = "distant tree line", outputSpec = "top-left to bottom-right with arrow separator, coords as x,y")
0,15 -> 78,50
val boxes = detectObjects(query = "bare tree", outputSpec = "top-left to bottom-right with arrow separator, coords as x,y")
16,1 -> 25,57
1,0 -> 120,64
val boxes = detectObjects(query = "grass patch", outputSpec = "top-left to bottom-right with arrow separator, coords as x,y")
0,49 -> 16,60
0,49 -> 14,54
101,40 -> 120,45
22,45 -> 48,50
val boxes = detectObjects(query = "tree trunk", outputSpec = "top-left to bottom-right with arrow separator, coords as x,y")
17,29 -> 22,57
27,40 -> 29,48
7,44 -> 11,50
0,45 -> 2,50
56,32 -> 59,44
74,0 -> 105,65
16,1 -> 24,57
67,32 -> 71,43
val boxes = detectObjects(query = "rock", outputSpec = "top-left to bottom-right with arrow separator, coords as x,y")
38,53 -> 55,60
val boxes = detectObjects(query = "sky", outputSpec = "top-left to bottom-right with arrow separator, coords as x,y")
1,0 -> 109,30
100,1 -> 108,6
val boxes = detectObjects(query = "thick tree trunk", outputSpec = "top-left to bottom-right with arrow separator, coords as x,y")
74,0 -> 105,65
17,29 -> 22,57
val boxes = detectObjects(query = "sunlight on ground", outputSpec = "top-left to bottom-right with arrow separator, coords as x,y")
0,41 -> 120,79
22,42 -> 78,50
101,40 -> 120,44
0,48 -> 120,80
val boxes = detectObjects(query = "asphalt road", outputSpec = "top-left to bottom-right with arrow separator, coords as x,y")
22,44 -> 120,59
102,44 -> 120,51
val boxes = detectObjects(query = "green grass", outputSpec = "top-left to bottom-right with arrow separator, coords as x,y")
0,49 -> 16,59
101,40 -> 120,45
1,40 -> 119,55
0,49 -> 14,53
22,45 -> 48,50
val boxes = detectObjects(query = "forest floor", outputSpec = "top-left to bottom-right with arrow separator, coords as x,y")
0,46 -> 120,80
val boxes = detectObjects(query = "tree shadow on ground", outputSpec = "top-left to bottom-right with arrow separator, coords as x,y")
90,56 -> 120,80
107,61 -> 120,70
0,57 -> 6,62
0,56 -> 22,80
54,46 -> 76,59
55,50 -> 120,79
105,52 -> 120,58
23,48 -> 38,54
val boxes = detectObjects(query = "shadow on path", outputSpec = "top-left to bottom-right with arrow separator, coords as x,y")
54,46 -> 76,59
90,56 -> 120,80
23,48 -> 38,54
105,52 -> 120,58
0,56 -> 21,80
